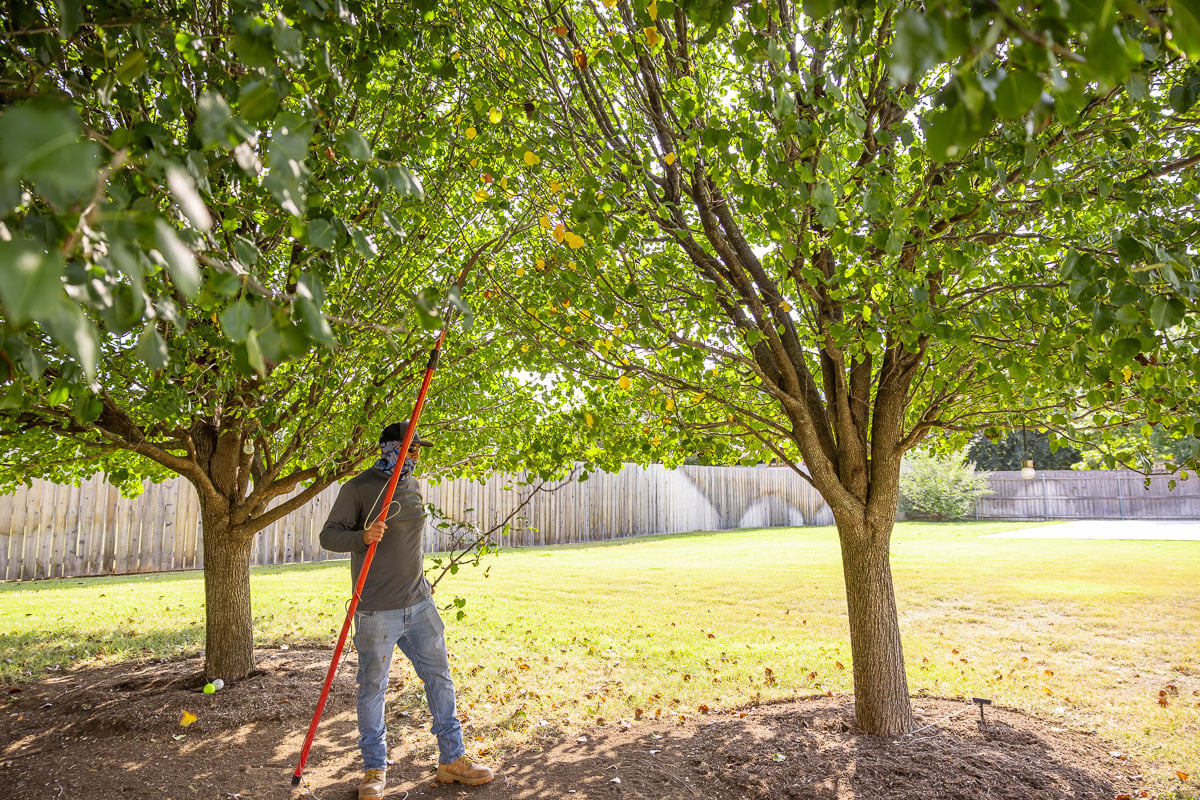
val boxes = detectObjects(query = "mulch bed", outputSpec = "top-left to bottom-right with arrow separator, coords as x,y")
0,648 -> 1156,799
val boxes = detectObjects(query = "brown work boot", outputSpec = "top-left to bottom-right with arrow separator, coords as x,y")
435,755 -> 494,786
358,767 -> 386,800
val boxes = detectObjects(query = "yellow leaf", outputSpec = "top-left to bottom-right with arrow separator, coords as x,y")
488,107 -> 503,124
521,344 -> 530,352
572,49 -> 587,69
539,215 -> 552,231
473,189 -> 489,203
564,231 -> 585,249
469,157 -> 479,167
553,223 -> 566,243
652,436 -> 661,446
1122,366 -> 1133,382
523,150 -> 541,166
664,152 -> 676,166
465,126 -> 477,140
516,266 -> 526,276
549,180 -> 562,192
1176,771 -> 1189,781
780,300 -> 792,313
497,47 -> 506,61
500,176 -> 509,190
644,26 -> 660,46
584,412 -> 595,428
665,398 -> 675,411
648,1 -> 658,20
536,258 -> 546,270
619,375 -> 631,390
180,711 -> 197,727
603,0 -> 620,6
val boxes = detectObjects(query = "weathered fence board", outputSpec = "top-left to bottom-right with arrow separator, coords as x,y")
0,464 -> 830,581
976,469 -> 1200,520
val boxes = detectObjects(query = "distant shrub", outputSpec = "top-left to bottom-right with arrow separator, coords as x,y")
899,451 -> 992,521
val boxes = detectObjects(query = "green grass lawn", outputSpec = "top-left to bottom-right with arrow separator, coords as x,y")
2,521 -> 1198,791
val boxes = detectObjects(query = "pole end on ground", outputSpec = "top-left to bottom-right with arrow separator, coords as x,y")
291,774 -> 301,786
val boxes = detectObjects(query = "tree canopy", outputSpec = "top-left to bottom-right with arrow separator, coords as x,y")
0,0 -> 590,679
449,0 -> 1200,733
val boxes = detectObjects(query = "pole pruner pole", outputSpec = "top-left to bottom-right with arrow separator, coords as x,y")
291,260 -> 476,787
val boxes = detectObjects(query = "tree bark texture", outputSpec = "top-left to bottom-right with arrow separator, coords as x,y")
835,511 -> 914,736
199,501 -> 256,681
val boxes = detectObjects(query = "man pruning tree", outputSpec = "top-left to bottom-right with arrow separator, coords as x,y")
320,421 -> 493,797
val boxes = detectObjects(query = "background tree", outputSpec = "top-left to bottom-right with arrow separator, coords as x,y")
0,0 -> 575,680
967,430 -> 1082,471
456,0 -> 1200,735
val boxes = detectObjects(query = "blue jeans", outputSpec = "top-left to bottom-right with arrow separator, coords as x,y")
352,599 -> 465,769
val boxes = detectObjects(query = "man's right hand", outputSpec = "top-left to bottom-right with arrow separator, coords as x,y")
363,518 -> 386,546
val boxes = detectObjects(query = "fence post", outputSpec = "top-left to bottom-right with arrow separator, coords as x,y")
1041,474 -> 1050,520
1117,473 -> 1126,520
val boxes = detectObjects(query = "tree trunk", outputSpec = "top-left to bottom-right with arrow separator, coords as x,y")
836,513 -> 914,735
200,504 -> 256,681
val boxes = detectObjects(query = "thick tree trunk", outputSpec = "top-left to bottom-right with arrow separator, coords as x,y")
199,504 -> 256,681
835,513 -> 914,735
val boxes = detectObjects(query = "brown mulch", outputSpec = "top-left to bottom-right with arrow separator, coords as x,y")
0,648 -> 1156,800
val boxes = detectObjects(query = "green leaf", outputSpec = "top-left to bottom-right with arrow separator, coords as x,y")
924,103 -> 967,161
234,236 -> 260,266
272,16 -> 304,58
1150,296 -> 1186,329
154,220 -> 201,298
1110,283 -> 1142,306
993,70 -> 1044,118
1168,73 -> 1200,113
116,50 -> 147,84
219,300 -> 254,343
447,285 -> 473,332
348,225 -> 378,258
42,299 -> 99,380
890,11 -> 946,84
135,323 -> 169,370
0,239 -> 64,326
414,286 -> 443,330
801,0 -> 836,20
56,0 -> 82,38
343,129 -> 372,160
244,327 -> 267,376
1169,0 -> 1200,58
388,165 -> 425,198
0,103 -> 99,208
307,218 -> 336,249
166,166 -> 213,231
197,93 -> 234,147
296,297 -> 335,344
238,80 -> 281,122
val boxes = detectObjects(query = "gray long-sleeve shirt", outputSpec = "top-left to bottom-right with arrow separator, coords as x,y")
319,467 -> 431,612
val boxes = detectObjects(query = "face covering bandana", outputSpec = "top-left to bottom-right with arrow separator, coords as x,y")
373,441 -> 416,480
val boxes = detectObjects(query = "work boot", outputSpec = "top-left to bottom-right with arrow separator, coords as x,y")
435,755 -> 494,786
358,767 -> 386,800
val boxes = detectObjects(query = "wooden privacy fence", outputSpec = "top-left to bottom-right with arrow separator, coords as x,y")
0,463 -> 833,582
975,469 -> 1200,520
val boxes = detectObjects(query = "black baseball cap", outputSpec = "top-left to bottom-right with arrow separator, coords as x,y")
379,421 -> 434,446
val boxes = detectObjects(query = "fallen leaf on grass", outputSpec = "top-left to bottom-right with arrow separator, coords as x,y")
180,711 -> 197,727
1178,771 -> 1190,781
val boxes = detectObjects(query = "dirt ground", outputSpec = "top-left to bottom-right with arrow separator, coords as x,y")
0,648 -> 1161,800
